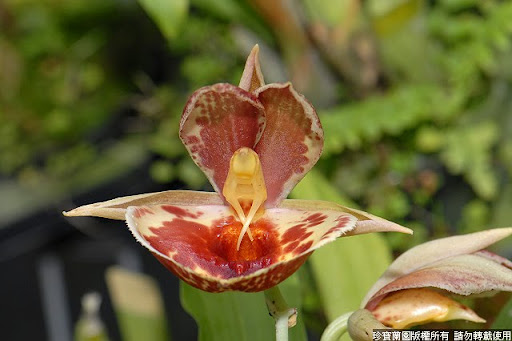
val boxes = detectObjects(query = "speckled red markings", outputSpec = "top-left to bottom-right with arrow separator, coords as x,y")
128,205 -> 357,292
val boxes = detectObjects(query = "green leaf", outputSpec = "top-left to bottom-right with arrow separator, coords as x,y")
180,274 -> 307,341
138,0 -> 188,41
290,169 -> 355,207
291,170 -> 394,321
440,121 -> 499,200
310,233 -> 393,324
492,296 -> 512,329
310,235 -> 392,321
319,84 -> 452,155
113,311 -> 168,341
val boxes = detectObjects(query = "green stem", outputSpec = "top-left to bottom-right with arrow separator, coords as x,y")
320,311 -> 353,341
264,286 -> 297,341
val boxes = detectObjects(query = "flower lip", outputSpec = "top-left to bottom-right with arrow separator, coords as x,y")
150,213 -> 281,278
125,203 -> 359,292
64,189 -> 412,293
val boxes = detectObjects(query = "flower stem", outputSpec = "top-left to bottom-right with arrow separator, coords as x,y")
264,286 -> 297,341
320,312 -> 353,341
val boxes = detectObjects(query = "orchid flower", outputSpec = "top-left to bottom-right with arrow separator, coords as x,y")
321,228 -> 512,341
64,45 -> 411,294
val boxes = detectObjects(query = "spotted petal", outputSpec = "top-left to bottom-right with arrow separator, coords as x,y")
180,83 -> 266,197
280,199 -> 413,235
255,83 -> 323,206
126,203 -> 359,292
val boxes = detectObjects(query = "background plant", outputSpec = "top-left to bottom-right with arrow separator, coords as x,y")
2,0 -> 512,339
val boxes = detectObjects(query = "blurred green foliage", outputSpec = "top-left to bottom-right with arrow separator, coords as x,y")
3,0 -> 512,336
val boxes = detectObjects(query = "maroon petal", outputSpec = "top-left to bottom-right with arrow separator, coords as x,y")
180,84 -> 266,196
255,83 -> 323,207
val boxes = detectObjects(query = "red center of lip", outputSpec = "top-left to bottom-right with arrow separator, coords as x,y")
212,217 -> 279,263
144,215 -> 282,278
